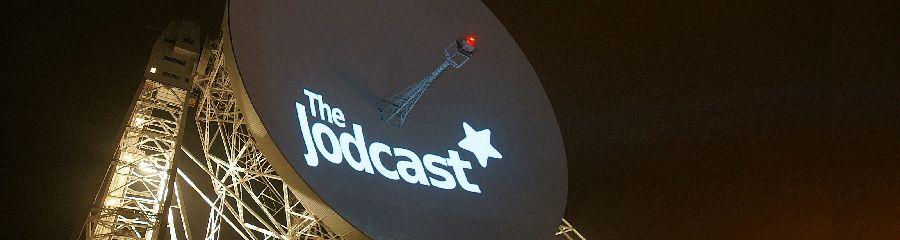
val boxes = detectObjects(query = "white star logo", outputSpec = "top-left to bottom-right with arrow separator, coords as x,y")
457,122 -> 502,168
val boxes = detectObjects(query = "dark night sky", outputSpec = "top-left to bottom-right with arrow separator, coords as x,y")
3,1 -> 897,239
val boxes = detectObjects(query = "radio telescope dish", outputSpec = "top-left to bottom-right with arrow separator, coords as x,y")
224,1 -> 568,239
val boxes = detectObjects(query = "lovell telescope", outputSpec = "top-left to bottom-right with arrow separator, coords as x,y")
76,2 -> 586,239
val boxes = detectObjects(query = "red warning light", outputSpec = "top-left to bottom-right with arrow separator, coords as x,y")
466,35 -> 476,46
456,34 -> 477,57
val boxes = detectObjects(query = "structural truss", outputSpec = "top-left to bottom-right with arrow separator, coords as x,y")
81,80 -> 189,239
187,36 -> 341,240
378,41 -> 471,127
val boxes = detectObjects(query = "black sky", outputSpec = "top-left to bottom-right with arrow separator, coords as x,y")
3,0 -> 897,239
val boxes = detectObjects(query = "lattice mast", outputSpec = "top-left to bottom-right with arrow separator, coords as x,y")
78,21 -> 202,240
186,27 -> 341,240
378,35 -> 477,127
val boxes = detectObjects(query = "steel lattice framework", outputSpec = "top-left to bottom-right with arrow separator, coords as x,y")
187,37 -> 341,240
378,40 -> 472,127
81,80 -> 189,240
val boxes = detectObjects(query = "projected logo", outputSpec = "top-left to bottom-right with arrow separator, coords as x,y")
296,89 -> 502,193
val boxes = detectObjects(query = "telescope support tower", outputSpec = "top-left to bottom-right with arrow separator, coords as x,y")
378,41 -> 471,127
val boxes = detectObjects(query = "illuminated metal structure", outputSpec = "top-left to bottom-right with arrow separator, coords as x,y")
79,20 -> 341,240
80,19 -> 586,240
556,218 -> 587,240
79,21 -> 201,240
80,79 -> 188,240
186,31 -> 340,240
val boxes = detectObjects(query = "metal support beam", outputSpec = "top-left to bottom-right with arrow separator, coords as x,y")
190,36 -> 341,240
555,218 -> 587,240
81,80 -> 190,240
378,41 -> 471,127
